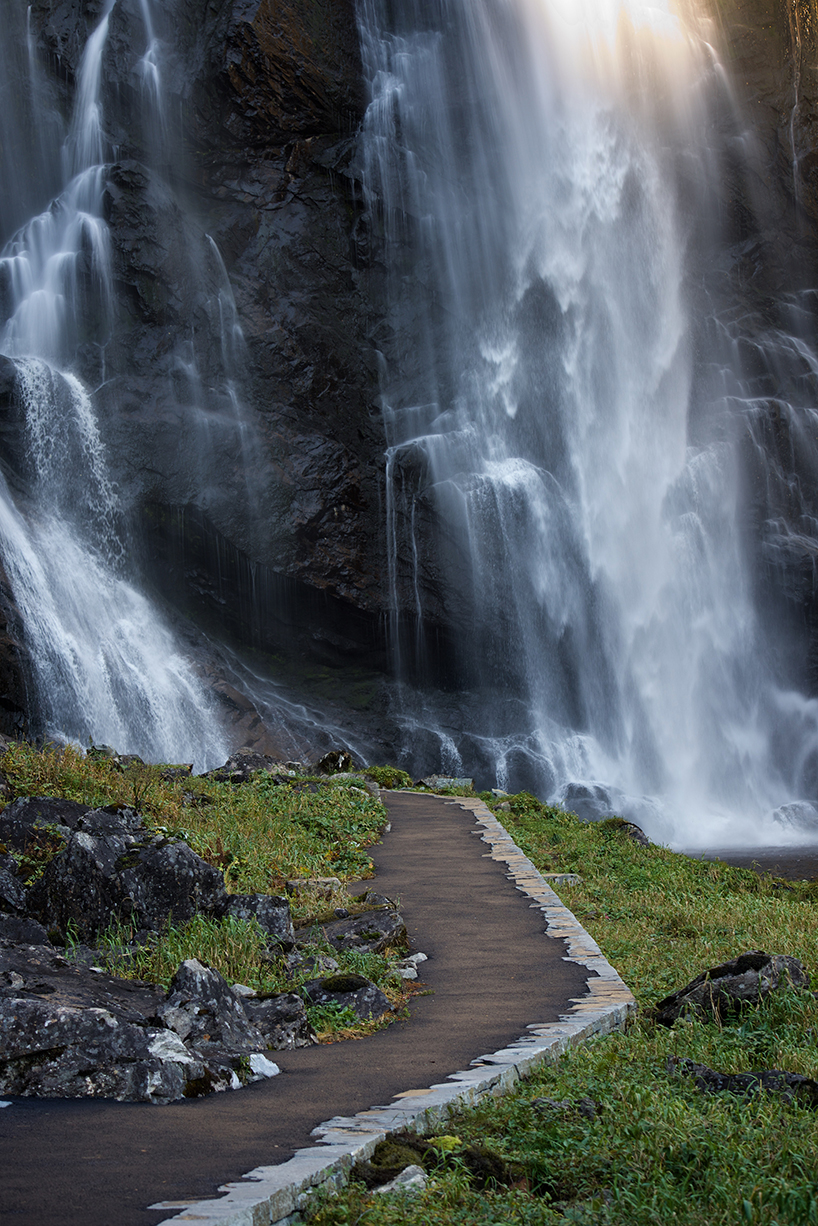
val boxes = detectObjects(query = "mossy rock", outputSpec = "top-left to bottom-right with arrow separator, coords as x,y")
363,765 -> 413,789
352,1134 -> 435,1187
350,1132 -> 526,1191
459,1144 -> 526,1189
320,972 -> 370,993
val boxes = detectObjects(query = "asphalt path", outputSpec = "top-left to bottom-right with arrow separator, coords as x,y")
0,792 -> 590,1225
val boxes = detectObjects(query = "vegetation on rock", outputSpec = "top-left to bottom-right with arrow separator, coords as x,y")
0,743 -> 411,1039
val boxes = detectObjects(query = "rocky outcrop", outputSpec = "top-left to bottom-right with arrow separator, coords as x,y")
0,945 -> 317,1103
0,794 -> 292,947
25,808 -> 229,944
0,784 -> 406,1099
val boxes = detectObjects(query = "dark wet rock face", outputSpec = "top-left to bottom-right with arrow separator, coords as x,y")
2,0 -> 394,749
653,951 -> 810,1026
700,0 -> 818,696
0,533 -> 30,738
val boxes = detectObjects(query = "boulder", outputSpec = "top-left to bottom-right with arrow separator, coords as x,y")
0,868 -> 25,913
302,972 -> 390,1020
75,806 -> 144,837
27,817 -> 228,942
244,992 -> 316,1049
315,750 -> 354,775
374,1165 -> 428,1196
320,909 -> 406,955
0,796 -> 92,851
653,951 -> 810,1026
285,876 -> 342,900
351,889 -> 396,909
0,995 -> 206,1103
0,915 -> 49,944
224,894 -> 294,950
203,751 -> 285,785
669,1056 -> 818,1106
26,828 -> 135,941
0,945 -> 280,1102
117,840 -> 228,931
155,959 -> 265,1054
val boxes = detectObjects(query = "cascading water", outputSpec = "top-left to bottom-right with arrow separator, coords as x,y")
0,0 -> 227,768
357,0 -> 818,845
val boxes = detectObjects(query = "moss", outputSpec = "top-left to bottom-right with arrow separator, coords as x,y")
320,972 -> 369,993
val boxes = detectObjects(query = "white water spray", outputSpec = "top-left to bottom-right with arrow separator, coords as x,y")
0,3 -> 227,767
358,0 -> 818,845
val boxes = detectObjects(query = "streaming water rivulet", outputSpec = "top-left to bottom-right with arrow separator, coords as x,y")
356,0 -> 818,845
0,0 -> 227,769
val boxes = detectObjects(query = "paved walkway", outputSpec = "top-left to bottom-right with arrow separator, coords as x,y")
1,792 -> 615,1226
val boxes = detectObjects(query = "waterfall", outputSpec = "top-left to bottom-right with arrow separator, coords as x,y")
357,0 -> 818,845
0,0 -> 228,768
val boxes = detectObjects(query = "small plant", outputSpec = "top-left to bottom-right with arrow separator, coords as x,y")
363,765 -> 413,789
8,824 -> 66,883
305,1000 -> 360,1036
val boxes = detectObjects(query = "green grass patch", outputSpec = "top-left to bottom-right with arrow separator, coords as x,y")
93,915 -> 409,1039
363,765 -> 414,789
306,791 -> 818,1225
0,742 -> 411,1038
0,741 -> 387,895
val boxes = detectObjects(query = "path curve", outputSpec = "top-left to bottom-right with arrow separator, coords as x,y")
0,793 -> 633,1226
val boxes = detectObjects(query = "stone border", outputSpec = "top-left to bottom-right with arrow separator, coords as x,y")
152,797 -> 635,1225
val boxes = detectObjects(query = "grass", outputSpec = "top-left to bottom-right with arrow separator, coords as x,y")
304,791 -> 818,1226
0,741 -> 387,902
0,741 -> 409,1037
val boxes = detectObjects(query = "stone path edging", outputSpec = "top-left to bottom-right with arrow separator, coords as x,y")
152,796 -> 635,1226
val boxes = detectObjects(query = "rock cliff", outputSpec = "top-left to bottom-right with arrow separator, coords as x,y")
699,0 -> 818,697
16,0 -> 390,735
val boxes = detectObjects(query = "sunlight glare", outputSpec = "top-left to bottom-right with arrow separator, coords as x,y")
545,0 -> 682,44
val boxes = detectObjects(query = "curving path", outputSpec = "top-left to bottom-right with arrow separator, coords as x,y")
0,792 -> 633,1226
